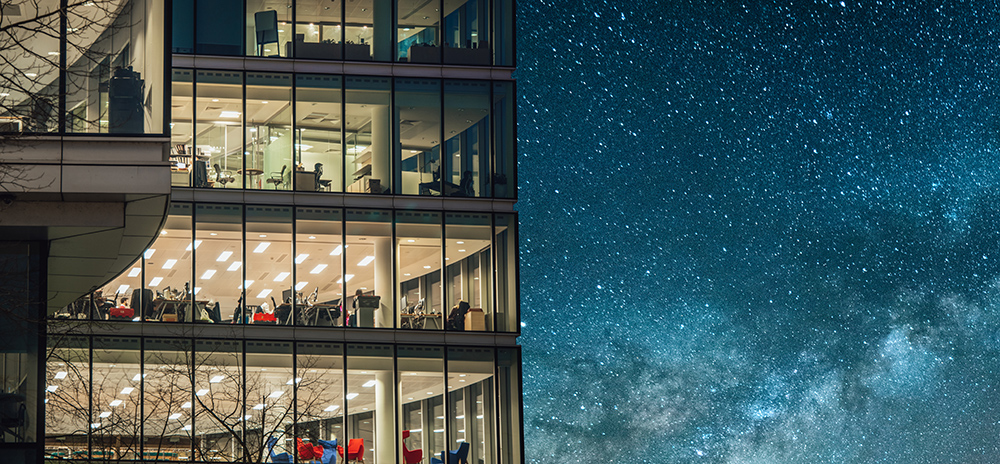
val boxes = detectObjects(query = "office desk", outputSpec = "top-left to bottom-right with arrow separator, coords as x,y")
239,168 -> 264,188
401,313 -> 443,330
151,298 -> 208,322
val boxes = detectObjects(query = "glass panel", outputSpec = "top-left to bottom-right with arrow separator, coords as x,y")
247,0 -> 292,58
197,0 -> 243,55
345,209 -> 392,328
395,78 -> 442,196
497,348 -> 520,464
396,211 -> 443,331
173,0 -> 194,53
295,74 -> 343,192
196,204 -> 244,323
493,0 -> 513,66
294,0 -> 343,59
444,80 -> 490,197
245,341 -> 294,460
398,346 -> 444,463
196,70 -> 244,189
143,338 -> 193,462
397,0 -> 440,63
65,0 -> 165,134
170,69 -> 195,187
447,347 -> 494,464
295,208 -> 345,327
45,336 -> 89,459
145,203 -> 194,323
295,342 -> 345,451
99,258 -> 142,321
194,339 -> 244,461
245,206 -> 293,325
345,76 -> 391,194
346,344 -> 393,463
0,242 -> 40,445
247,73 -> 293,191
445,212 -> 492,331
91,337 -> 141,460
494,213 -> 517,332
443,0 -> 491,65
345,0 -> 393,61
492,81 -> 515,199
0,1 -> 59,132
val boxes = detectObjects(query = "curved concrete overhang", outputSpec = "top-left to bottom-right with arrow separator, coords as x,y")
0,135 -> 171,315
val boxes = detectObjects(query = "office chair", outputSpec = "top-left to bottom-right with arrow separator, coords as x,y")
337,438 -> 364,464
213,163 -> 235,187
314,163 -> 332,191
430,442 -> 469,464
267,437 -> 293,463
267,165 -> 287,189
402,430 -> 423,464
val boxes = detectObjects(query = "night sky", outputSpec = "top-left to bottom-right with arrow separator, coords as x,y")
516,1 -> 1000,462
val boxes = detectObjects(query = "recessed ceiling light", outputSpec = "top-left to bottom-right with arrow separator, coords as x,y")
201,270 -> 216,280
324,404 -> 340,412
55,371 -> 67,379
120,387 -> 134,395
257,289 -> 272,298
185,240 -> 202,251
210,375 -> 225,383
196,389 -> 209,396
227,261 -> 242,271
240,280 -> 254,289
162,259 -> 177,269
144,249 -> 156,258
296,281 -> 308,291
358,256 -> 375,266
310,264 -> 327,274
253,242 -> 271,253
295,253 -> 310,264
330,245 -> 343,256
274,272 -> 290,282
362,380 -> 376,387
128,267 -> 141,277
109,400 -> 123,407
346,393 -> 359,400
149,277 -> 163,286
217,251 -> 233,261
269,391 -> 284,398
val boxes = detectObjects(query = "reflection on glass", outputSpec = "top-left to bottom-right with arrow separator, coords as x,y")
197,70 -> 244,189
245,341 -> 294,458
296,208 -> 345,326
397,211 -> 443,330
197,0 -> 242,55
295,74 -> 343,192
296,342 -> 345,448
246,0 -> 292,57
195,204 -> 243,323
344,0 -> 392,61
397,0 -> 440,63
91,338 -> 141,460
346,344 -> 393,463
246,73 -> 293,191
398,346 -> 444,462
245,206 -> 293,325
171,69 -> 194,186
493,0 -> 514,66
492,81 -> 515,199
447,347 -> 495,464
444,80 -> 490,197
294,0 -> 344,59
497,348 -> 520,464
45,336 -> 89,459
494,213 -> 517,332
194,340 -> 244,461
0,1 -> 59,133
143,338 -> 193,461
345,76 -> 391,194
445,212 -> 492,331
395,79 -> 441,196
345,209 -> 392,328
442,0 -> 491,65
145,203 -> 194,323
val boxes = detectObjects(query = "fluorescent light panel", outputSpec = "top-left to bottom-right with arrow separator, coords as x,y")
274,272 -> 290,282
127,268 -> 141,277
201,270 -> 216,279
295,253 -> 309,264
253,242 -> 270,253
149,277 -> 163,286
358,256 -> 375,266
162,259 -> 177,269
217,251 -> 233,261
227,261 -> 242,271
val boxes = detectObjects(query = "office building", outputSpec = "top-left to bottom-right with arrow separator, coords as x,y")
0,0 -> 520,462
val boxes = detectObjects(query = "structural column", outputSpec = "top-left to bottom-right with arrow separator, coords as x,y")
374,237 -> 392,328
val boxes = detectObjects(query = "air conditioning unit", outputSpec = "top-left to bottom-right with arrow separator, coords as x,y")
0,117 -> 23,133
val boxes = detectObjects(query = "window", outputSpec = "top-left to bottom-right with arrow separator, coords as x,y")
45,336 -> 89,459
345,76 -> 392,194
145,203 -> 194,323
446,212 -> 492,331
246,0 -> 292,58
346,344 -> 393,462
196,0 -> 243,55
295,74 -> 344,192
444,80 -> 490,197
296,342 -> 346,446
396,78 -> 442,196
397,211 -> 443,330
247,73 -> 294,191
494,213 -> 517,332
294,0 -> 344,59
345,209 -> 393,328
443,0 -> 491,65
195,204 -> 244,323
447,347 -> 495,464
143,338 -> 193,461
171,69 -> 195,186
91,338 -> 142,460
194,340 -> 244,461
295,208 -> 345,326
245,206 -> 293,324
398,346 -> 445,462
197,70 -> 245,189
492,81 -> 515,199
398,0 -> 441,63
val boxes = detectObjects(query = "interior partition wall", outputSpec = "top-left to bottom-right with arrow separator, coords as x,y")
44,339 -> 518,463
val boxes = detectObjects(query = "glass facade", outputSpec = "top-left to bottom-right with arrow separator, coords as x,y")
69,203 -> 516,333
44,337 -> 520,463
0,0 -> 166,134
172,0 -> 514,66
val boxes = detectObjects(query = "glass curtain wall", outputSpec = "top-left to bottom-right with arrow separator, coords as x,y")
396,79 -> 442,196
295,208 -> 345,327
397,346 -> 444,463
445,212 -> 492,331
195,204 -> 244,324
197,70 -> 245,189
345,209 -> 393,328
245,206 -> 294,324
246,0 -> 293,58
90,338 -> 142,461
294,0 -> 344,59
44,336 -> 89,460
196,0 -> 243,55
145,203 -> 194,322
170,69 -> 195,186
494,213 -> 517,332
397,0 -> 441,63
497,348 -> 521,464
295,74 -> 343,192
344,0 -> 393,61
492,81 -> 515,199
346,344 -> 394,464
444,80 -> 490,197
193,339 -> 244,461
442,0 -> 490,65
446,347 -> 495,464
296,342 -> 345,447
142,338 -> 193,461
345,76 -> 392,194
244,341 -> 294,461
397,211 -> 443,330
247,73 -> 293,191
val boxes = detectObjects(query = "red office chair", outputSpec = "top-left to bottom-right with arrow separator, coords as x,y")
337,438 -> 365,463
402,430 -> 423,464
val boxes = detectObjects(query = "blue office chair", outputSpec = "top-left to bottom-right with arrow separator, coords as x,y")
267,436 -> 293,463
318,438 -> 338,464
430,442 -> 470,464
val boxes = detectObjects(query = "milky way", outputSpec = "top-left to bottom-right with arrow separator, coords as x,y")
517,1 -> 1000,462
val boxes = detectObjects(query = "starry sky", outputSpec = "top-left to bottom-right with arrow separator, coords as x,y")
516,1 -> 1000,462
